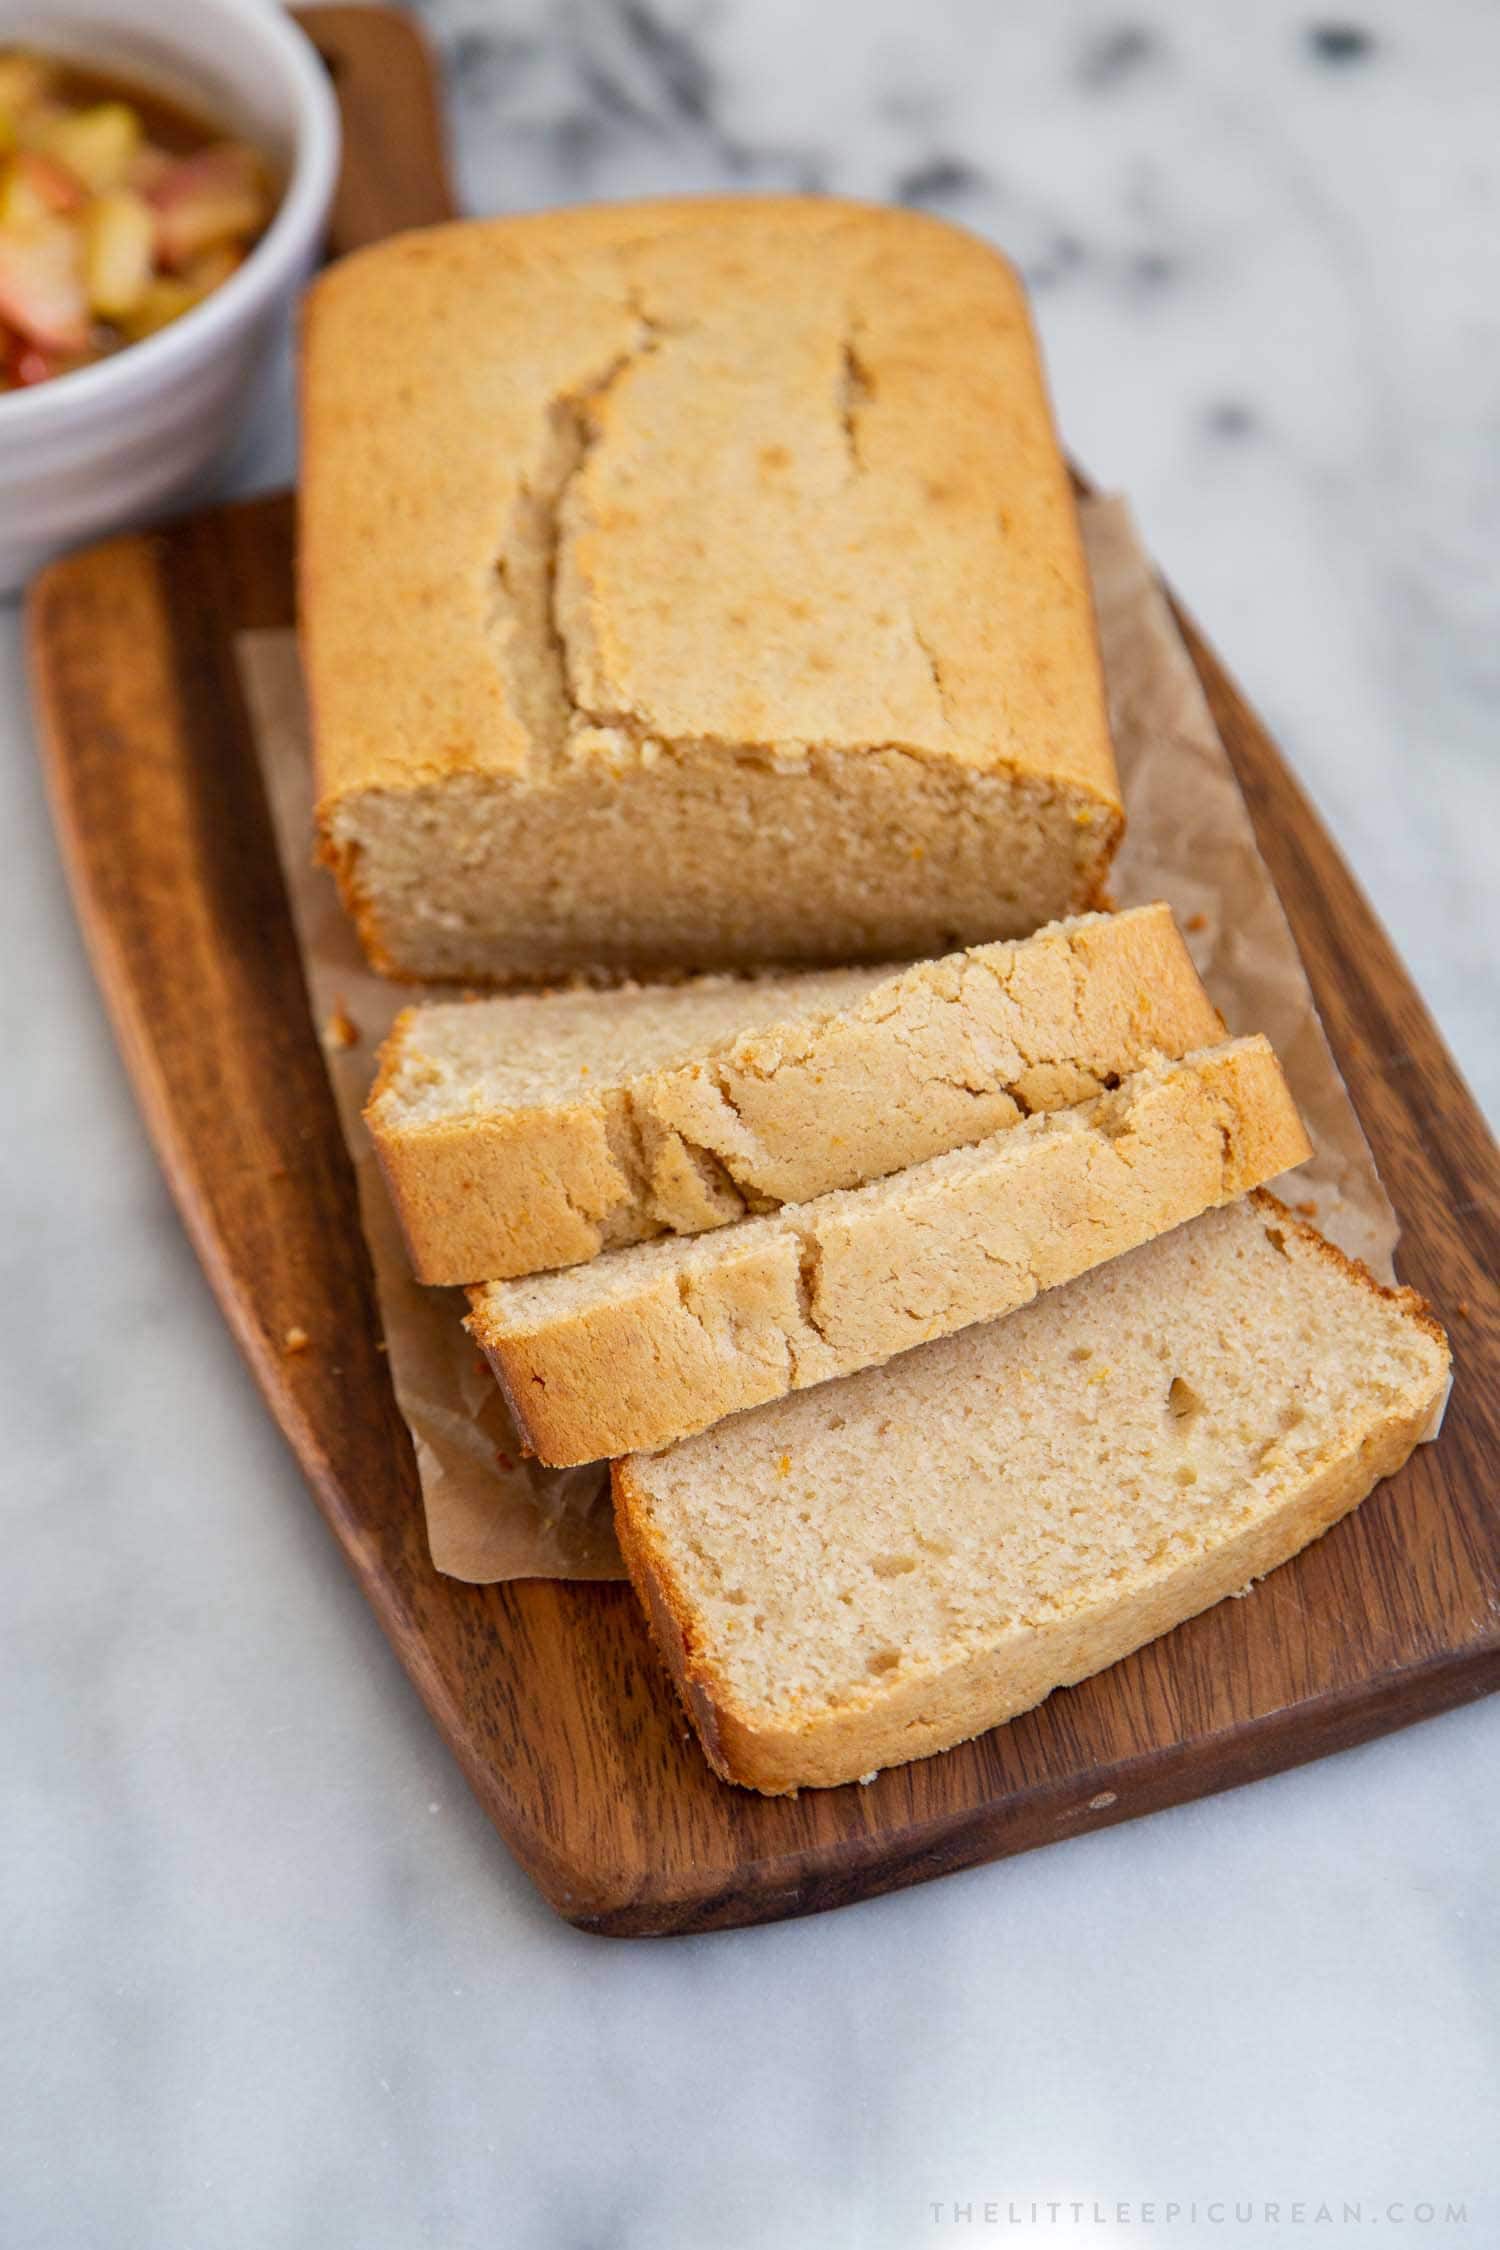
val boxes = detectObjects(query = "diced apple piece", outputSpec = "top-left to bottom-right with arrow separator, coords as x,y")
182,243 -> 243,301
83,187 -> 154,318
0,147 -> 85,224
34,149 -> 86,211
42,101 -> 141,194
124,143 -> 171,196
117,273 -> 194,342
0,153 -> 51,227
0,218 -> 87,350
149,143 -> 267,268
0,312 -> 72,385
6,330 -> 74,385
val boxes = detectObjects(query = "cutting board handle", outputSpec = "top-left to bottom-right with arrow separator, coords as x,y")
294,5 -> 459,256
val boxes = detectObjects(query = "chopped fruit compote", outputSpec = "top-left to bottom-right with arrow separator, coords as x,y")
0,50 -> 276,390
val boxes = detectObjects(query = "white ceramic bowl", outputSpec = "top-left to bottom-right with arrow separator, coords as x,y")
0,0 -> 339,592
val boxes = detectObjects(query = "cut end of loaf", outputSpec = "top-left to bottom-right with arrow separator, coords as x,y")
615,1196 -> 1450,1793
321,752 -> 1120,986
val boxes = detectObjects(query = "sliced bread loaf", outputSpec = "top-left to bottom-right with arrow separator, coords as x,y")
468,1037 -> 1310,1464
614,1195 -> 1450,1792
369,903 -> 1223,1285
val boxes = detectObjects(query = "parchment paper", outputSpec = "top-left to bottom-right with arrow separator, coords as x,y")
236,492 -> 1398,1586
1086,497 -> 1394,1270
242,639 -> 619,1582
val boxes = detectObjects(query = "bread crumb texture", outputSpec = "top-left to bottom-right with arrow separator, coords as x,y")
367,903 -> 1223,1283
613,1197 -> 1449,1791
303,198 -> 1121,981
321,1002 -> 360,1051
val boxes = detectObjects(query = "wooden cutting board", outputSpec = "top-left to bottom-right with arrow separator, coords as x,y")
27,5 -> 1500,1935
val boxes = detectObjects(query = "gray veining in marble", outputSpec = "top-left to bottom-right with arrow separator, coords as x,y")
2,3 -> 1495,2245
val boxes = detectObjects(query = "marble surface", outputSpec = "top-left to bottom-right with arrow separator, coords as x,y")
2,2 -> 1496,2245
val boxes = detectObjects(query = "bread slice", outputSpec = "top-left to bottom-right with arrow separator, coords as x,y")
369,903 -> 1223,1285
468,1037 -> 1310,1464
614,1195 -> 1450,1792
302,197 -> 1122,983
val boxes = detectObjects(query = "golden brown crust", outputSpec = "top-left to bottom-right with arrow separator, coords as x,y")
313,826 -> 408,982
300,197 -> 1122,982
617,1388 -> 1443,1793
469,1039 -> 1310,1464
1248,1188 -> 1448,1348
612,1464 -> 736,1783
611,1195 -> 1452,1793
367,903 -> 1225,1286
303,197 -> 1116,795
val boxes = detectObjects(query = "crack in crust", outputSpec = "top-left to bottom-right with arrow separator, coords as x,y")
464,1038 -> 1312,1466
492,299 -> 962,774
837,316 -> 953,738
592,919 -> 1164,1239
600,1094 -> 653,1232
786,1225 -> 834,1381
490,314 -> 667,776
911,619 -> 956,733
837,323 -> 873,479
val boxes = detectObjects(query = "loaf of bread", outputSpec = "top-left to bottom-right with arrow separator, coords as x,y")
614,1196 -> 1450,1792
369,903 -> 1223,1284
469,1038 -> 1310,1463
302,197 -> 1122,983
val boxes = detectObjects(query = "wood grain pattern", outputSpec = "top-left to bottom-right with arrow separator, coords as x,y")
296,6 -> 455,256
25,8 -> 1500,1936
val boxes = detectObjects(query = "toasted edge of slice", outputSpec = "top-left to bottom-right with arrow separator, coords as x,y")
366,903 -> 1223,1285
612,1193 -> 1451,1793
468,1035 -> 1310,1465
